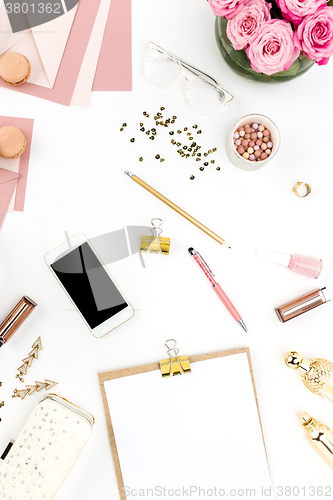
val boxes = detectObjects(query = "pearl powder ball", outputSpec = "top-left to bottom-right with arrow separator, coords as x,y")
233,122 -> 273,163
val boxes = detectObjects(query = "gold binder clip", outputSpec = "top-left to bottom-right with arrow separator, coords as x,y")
160,339 -> 191,378
140,218 -> 170,255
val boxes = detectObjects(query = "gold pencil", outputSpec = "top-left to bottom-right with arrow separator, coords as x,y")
123,169 -> 230,248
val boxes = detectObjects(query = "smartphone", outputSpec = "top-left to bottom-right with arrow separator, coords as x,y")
45,234 -> 134,337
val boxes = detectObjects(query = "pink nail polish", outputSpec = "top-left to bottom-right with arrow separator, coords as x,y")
256,250 -> 323,279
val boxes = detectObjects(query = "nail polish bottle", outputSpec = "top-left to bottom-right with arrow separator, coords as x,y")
285,352 -> 333,402
299,412 -> 333,470
256,250 -> 322,278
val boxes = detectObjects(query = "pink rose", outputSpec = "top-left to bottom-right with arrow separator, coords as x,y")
227,0 -> 271,50
276,0 -> 326,26
295,6 -> 333,65
245,19 -> 300,75
207,0 -> 245,20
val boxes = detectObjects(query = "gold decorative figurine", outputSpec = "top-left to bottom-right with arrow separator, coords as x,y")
285,351 -> 333,402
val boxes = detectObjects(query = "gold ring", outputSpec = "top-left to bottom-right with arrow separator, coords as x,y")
292,181 -> 312,198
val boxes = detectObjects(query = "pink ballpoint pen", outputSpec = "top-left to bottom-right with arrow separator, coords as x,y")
188,248 -> 248,332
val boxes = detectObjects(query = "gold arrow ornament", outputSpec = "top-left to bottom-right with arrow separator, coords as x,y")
15,337 -> 43,382
12,379 -> 58,400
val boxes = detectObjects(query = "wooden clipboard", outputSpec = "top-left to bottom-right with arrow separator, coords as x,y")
99,347 -> 268,500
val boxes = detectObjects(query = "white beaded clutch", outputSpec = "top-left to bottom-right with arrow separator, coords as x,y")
0,394 -> 94,500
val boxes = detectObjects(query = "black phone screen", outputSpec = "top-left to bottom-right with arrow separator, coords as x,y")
51,242 -> 128,329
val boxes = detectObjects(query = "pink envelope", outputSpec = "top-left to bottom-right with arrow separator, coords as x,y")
0,0 -> 101,106
0,169 -> 19,230
0,156 -> 20,213
93,0 -> 132,91
0,116 -> 34,213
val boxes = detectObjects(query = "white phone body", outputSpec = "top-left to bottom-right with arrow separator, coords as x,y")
45,233 -> 134,338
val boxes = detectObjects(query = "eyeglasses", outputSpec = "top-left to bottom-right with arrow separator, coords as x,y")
144,41 -> 233,116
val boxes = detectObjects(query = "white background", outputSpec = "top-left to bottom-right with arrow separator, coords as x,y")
0,0 -> 333,498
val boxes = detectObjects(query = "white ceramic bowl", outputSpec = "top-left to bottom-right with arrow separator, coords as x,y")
226,113 -> 280,171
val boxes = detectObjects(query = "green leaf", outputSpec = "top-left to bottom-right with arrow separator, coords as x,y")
273,60 -> 301,77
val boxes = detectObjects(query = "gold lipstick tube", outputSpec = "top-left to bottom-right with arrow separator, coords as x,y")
0,296 -> 37,347
275,287 -> 330,322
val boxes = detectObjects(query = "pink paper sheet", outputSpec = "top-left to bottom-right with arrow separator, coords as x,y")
71,0 -> 112,106
0,116 -> 34,212
0,0 -> 101,105
92,0 -> 132,91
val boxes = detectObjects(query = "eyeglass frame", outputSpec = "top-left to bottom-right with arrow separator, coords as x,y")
144,41 -> 234,115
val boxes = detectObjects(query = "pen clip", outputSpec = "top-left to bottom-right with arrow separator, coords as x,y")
196,252 -> 215,276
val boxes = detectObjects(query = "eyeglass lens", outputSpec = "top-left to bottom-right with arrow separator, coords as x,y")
145,47 -> 182,87
187,78 -> 225,115
145,45 -> 227,115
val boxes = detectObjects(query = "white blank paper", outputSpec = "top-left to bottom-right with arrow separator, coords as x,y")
104,352 -> 271,499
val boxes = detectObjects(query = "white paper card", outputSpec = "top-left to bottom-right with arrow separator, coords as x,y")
104,352 -> 272,499
0,156 -> 20,212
